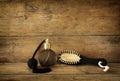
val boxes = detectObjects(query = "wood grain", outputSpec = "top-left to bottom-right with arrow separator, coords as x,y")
0,0 -> 120,62
0,1 -> 120,81
0,75 -> 120,81
0,63 -> 119,74
0,36 -> 120,63
0,0 -> 120,36
0,63 -> 120,81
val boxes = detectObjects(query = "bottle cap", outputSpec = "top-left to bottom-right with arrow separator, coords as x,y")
44,39 -> 51,50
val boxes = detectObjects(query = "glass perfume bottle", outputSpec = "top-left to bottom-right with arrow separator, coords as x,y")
38,39 -> 57,67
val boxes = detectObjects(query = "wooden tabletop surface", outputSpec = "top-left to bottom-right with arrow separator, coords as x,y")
0,63 -> 119,81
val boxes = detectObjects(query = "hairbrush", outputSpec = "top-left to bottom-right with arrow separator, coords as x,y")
58,50 -> 109,72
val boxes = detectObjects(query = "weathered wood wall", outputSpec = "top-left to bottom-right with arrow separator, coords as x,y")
0,0 -> 120,81
0,0 -> 120,63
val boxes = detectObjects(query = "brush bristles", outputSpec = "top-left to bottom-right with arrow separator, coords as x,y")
59,50 -> 81,64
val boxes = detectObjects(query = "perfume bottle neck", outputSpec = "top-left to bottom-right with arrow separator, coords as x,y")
44,39 -> 51,50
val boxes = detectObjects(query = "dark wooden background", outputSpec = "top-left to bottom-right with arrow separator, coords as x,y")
0,0 -> 120,63
0,0 -> 120,81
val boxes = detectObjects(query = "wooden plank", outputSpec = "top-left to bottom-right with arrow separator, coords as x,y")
0,74 -> 120,81
0,63 -> 119,74
0,63 -> 120,81
0,36 -> 120,62
0,0 -> 120,36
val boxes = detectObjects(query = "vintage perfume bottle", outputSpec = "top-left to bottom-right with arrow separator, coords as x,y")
38,39 -> 57,67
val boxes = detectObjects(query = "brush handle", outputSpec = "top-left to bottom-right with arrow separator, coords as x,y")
80,55 -> 107,66
80,55 -> 109,72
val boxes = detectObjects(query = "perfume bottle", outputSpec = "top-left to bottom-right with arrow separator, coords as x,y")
38,39 -> 57,67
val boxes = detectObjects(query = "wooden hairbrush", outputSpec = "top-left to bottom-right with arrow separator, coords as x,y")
58,50 -> 109,72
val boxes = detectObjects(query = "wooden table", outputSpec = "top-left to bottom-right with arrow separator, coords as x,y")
0,63 -> 119,81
